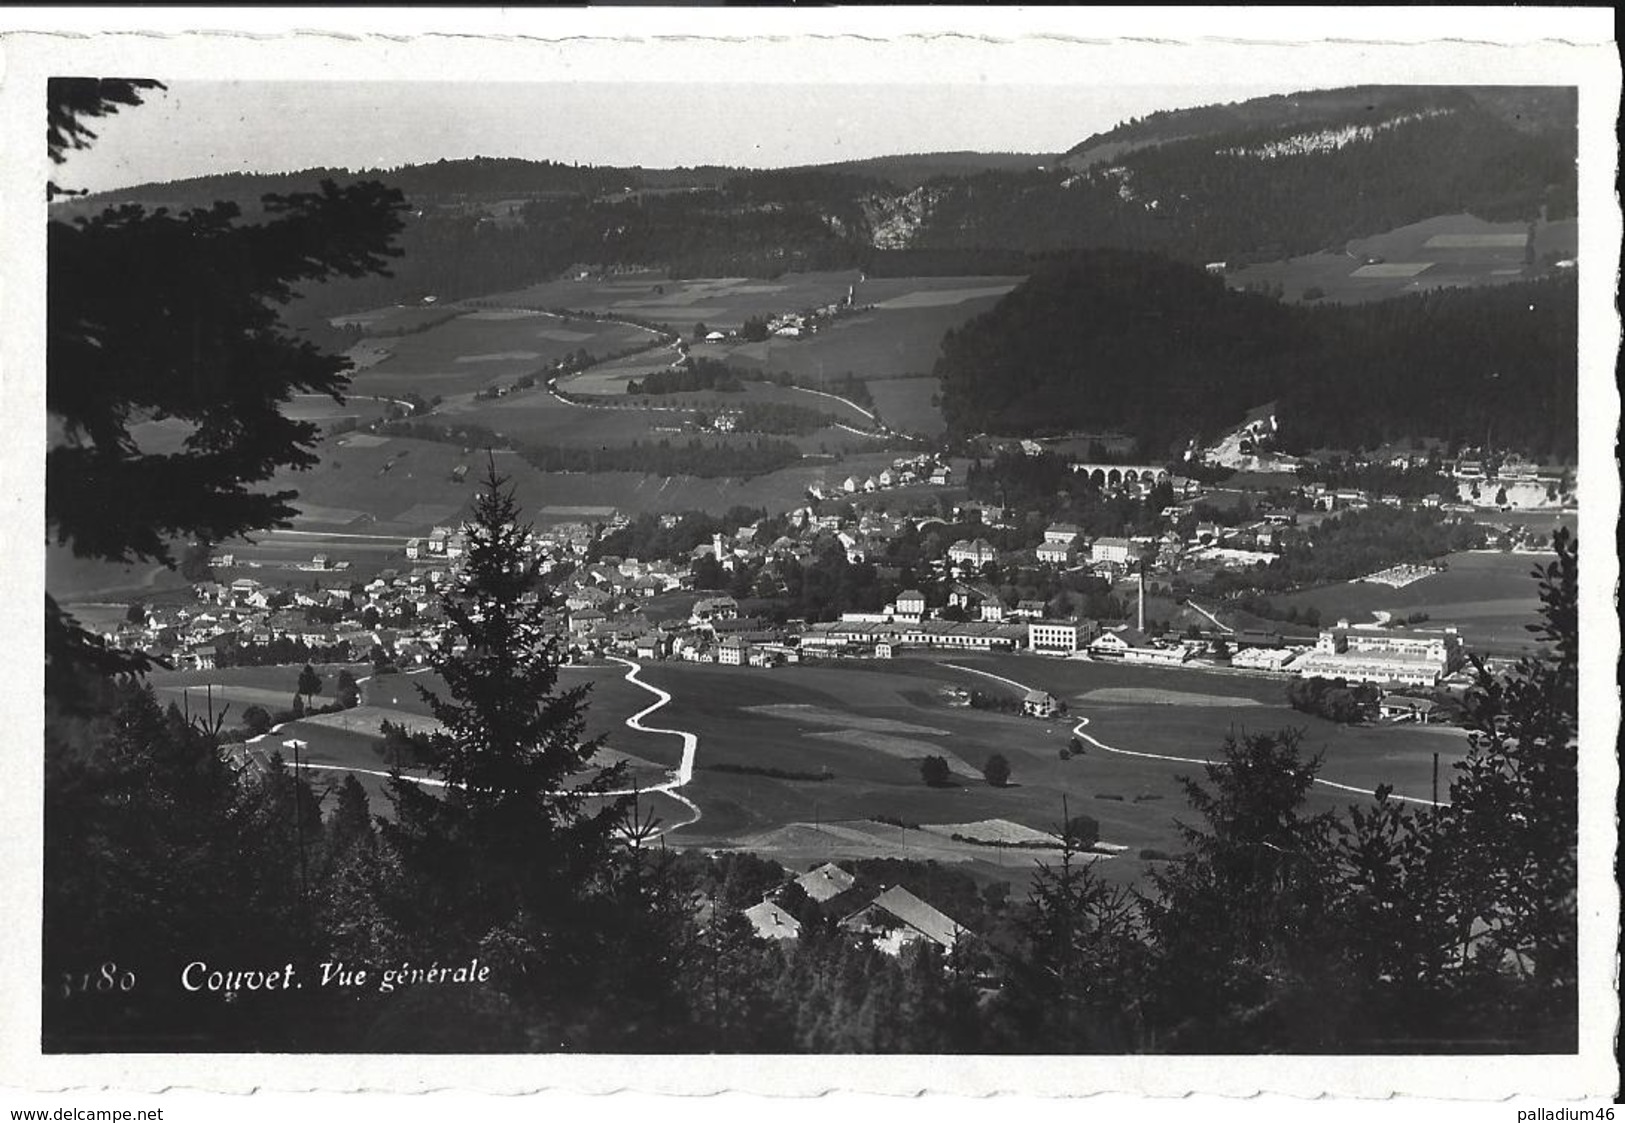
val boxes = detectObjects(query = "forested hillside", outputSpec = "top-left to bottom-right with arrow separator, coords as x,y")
1064,85 -> 1573,166
60,84 -> 1575,316
935,249 -> 1576,459
915,91 -> 1574,265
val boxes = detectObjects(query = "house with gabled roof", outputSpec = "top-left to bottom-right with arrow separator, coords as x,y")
947,538 -> 997,567
744,898 -> 802,941
795,862 -> 856,903
840,885 -> 969,956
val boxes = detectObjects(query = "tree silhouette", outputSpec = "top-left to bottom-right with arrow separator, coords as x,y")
920,755 -> 951,787
46,79 -> 408,681
296,663 -> 322,705
1140,728 -> 1344,1049
241,705 -> 272,737
46,78 -> 165,199
982,753 -> 1012,788
1430,528 -> 1578,1046
379,457 -> 634,1030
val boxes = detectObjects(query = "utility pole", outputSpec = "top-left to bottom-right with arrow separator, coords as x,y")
284,739 -> 310,913
1432,752 -> 1440,809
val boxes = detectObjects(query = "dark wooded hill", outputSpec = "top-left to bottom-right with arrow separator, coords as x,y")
934,249 -> 1576,460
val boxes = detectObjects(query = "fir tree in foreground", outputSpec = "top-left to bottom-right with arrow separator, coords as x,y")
378,457 -> 666,1046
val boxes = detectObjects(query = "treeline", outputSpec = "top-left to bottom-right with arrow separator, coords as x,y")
630,356 -> 748,395
937,249 -> 1577,460
1286,676 -> 1379,724
730,402 -> 835,436
1297,457 -> 1455,500
1203,505 -> 1485,597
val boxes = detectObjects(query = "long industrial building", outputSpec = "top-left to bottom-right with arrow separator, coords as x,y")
1292,618 -> 1465,687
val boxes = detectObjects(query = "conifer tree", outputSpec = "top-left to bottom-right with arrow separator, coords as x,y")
1426,528 -> 1578,1047
379,457 -> 633,1032
46,78 -> 408,680
1140,728 -> 1344,1050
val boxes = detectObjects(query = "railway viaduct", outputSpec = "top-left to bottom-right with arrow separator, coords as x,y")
1069,463 -> 1173,487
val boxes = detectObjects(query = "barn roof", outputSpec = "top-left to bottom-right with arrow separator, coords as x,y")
795,862 -> 856,903
850,885 -> 967,950
744,899 -> 802,941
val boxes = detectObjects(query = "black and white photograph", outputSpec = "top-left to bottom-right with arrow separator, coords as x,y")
1,7 -> 1618,1113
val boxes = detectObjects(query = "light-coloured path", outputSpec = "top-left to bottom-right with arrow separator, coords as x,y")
256,658 -> 706,833
938,661 -> 1446,808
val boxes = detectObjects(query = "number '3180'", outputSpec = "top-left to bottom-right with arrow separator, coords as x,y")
53,962 -> 136,999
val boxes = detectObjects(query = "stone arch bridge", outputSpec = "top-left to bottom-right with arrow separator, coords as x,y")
1070,463 -> 1173,488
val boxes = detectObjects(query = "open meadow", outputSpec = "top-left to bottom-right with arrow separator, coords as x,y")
343,309 -> 656,398
552,347 -> 685,395
436,384 -> 698,446
329,304 -> 460,336
700,277 -> 1018,386
200,663 -> 690,819
1273,548 -> 1552,653
633,654 -> 1466,887
147,662 -> 373,718
48,544 -> 198,604
441,379 -> 883,456
1225,213 -> 1578,304
479,271 -> 862,331
864,377 -> 945,436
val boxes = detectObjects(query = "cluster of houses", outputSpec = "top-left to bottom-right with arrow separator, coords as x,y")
742,861 -> 972,957
806,454 -> 954,502
570,589 -> 795,668
117,566 -> 458,673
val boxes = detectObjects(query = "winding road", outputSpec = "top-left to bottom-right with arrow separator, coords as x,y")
940,661 -> 1446,807
257,657 -> 706,834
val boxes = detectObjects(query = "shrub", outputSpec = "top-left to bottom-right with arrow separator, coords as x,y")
1138,848 -> 1171,861
241,705 -> 271,736
1062,814 -> 1101,848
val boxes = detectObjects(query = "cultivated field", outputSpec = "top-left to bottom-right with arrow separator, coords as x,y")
344,310 -> 655,398
436,386 -> 698,448
1226,214 -> 1578,304
479,272 -> 862,331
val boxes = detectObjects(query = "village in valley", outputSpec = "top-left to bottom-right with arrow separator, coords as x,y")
95,394 -> 1574,948
40,65 -> 1590,1059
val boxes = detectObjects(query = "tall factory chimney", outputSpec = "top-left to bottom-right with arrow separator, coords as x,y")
1137,566 -> 1146,633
